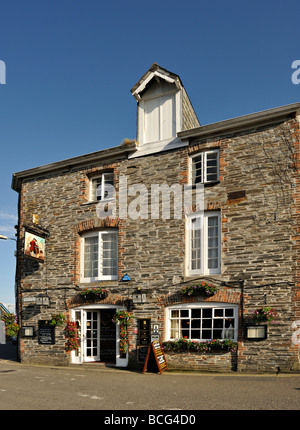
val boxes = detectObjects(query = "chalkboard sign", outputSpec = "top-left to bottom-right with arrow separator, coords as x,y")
142,341 -> 168,374
38,320 -> 55,345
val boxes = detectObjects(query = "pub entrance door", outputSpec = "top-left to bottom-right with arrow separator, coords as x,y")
71,305 -> 128,367
84,309 -> 116,363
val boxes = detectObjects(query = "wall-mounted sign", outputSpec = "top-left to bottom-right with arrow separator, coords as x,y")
38,320 -> 55,345
138,319 -> 151,346
24,231 -> 45,262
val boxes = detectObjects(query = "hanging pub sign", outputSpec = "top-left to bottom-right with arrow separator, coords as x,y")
38,320 -> 55,345
24,231 -> 45,262
143,341 -> 168,374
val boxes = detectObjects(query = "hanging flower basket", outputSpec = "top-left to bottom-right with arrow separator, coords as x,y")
1,313 -> 20,339
251,306 -> 279,324
112,310 -> 133,326
112,310 -> 133,355
80,287 -> 109,300
181,282 -> 217,297
65,321 -> 79,351
49,313 -> 66,326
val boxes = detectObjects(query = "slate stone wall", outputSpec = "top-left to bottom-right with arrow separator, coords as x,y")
16,117 -> 300,371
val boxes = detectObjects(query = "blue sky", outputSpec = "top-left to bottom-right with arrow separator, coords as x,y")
0,0 -> 300,310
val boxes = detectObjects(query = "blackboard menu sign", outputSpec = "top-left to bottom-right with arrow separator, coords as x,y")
38,320 -> 55,345
138,318 -> 151,346
143,341 -> 168,374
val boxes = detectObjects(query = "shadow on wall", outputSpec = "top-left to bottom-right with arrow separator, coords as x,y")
0,340 -> 18,361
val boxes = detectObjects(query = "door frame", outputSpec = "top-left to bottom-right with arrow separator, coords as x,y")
70,304 -> 128,367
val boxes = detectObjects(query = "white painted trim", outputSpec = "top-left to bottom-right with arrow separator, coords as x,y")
128,137 -> 188,158
132,70 -> 181,100
164,302 -> 239,342
70,304 -> 128,367
80,230 -> 118,282
186,211 -> 221,276
189,149 -> 220,184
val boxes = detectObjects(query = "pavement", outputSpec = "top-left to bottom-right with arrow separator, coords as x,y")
0,341 -> 300,411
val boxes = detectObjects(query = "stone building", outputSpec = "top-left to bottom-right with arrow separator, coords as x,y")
12,64 -> 300,372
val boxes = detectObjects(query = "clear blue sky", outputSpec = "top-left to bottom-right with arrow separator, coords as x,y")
0,0 -> 300,309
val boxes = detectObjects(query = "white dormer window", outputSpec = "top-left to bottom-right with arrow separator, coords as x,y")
137,80 -> 181,146
131,64 -> 200,155
143,87 -> 176,144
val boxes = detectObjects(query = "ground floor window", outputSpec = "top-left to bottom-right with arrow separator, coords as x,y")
166,303 -> 238,341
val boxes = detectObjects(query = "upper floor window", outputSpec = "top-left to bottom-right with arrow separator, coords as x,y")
190,150 -> 219,184
90,172 -> 114,202
81,230 -> 118,282
186,211 -> 221,276
138,80 -> 178,145
143,93 -> 176,144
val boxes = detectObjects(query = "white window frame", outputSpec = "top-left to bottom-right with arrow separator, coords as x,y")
80,230 -> 118,282
165,302 -> 238,342
186,211 -> 221,276
89,172 -> 114,202
189,150 -> 219,184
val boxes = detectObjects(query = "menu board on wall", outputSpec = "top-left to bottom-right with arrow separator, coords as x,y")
38,320 -> 55,345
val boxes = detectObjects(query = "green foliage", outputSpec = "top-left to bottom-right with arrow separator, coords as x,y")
49,313 -> 66,326
1,313 -> 20,338
181,282 -> 217,297
80,287 -> 109,298
162,338 -> 237,353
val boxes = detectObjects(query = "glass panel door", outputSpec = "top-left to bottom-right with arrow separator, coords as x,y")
85,311 -> 100,361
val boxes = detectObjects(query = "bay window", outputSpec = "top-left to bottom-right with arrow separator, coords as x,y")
167,303 -> 238,341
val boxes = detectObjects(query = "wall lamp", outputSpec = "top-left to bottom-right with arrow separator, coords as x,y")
132,287 -> 146,304
35,292 -> 50,307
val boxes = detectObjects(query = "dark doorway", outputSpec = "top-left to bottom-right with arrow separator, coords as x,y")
100,309 -> 116,363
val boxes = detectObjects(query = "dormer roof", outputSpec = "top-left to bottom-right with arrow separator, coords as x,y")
131,63 -> 183,101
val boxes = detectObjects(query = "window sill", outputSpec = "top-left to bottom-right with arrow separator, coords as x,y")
189,181 -> 220,189
81,198 -> 115,207
79,280 -> 119,287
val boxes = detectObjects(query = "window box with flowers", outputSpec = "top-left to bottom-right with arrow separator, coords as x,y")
80,287 -> 109,300
162,338 -> 238,354
181,282 -> 217,297
112,310 -> 133,357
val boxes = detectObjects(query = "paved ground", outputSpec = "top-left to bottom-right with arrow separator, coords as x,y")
0,342 -> 300,413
